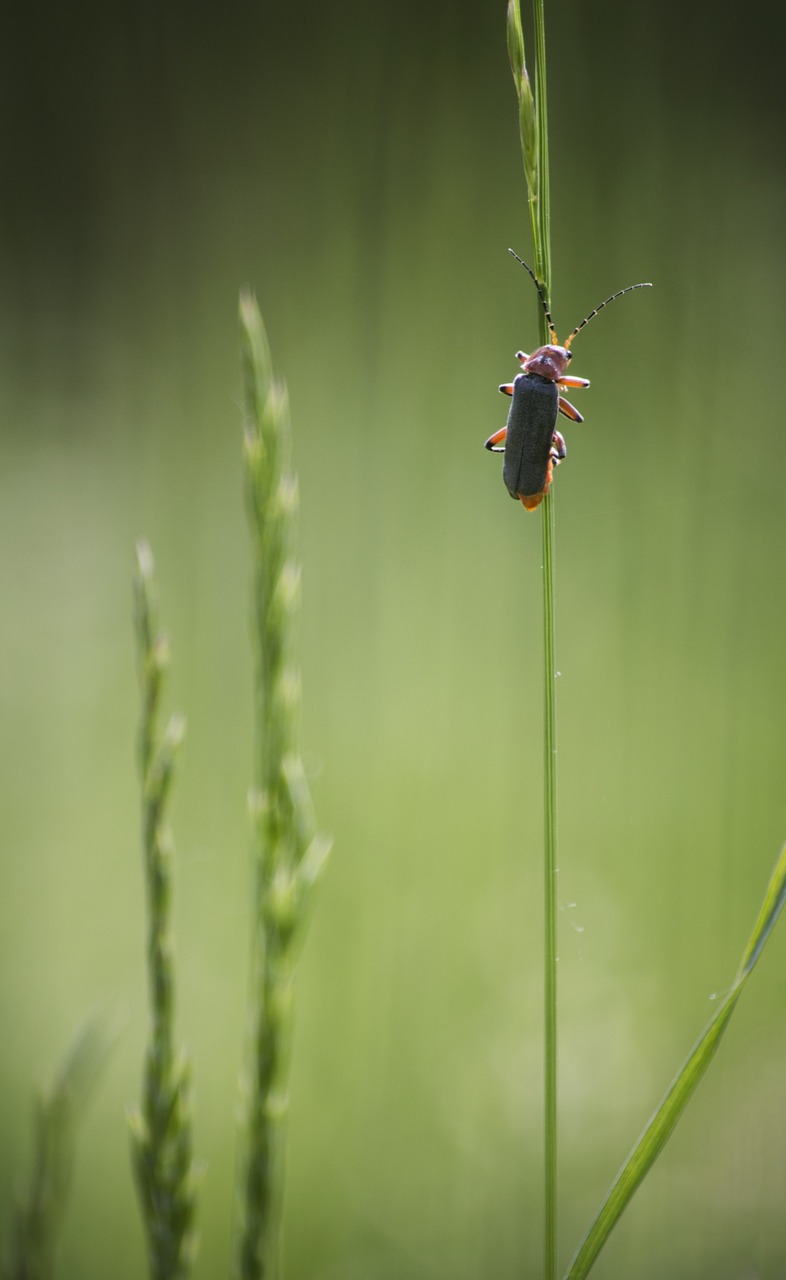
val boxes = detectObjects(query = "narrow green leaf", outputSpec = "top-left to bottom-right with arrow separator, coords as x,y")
518,66 -> 538,199
506,0 -> 537,210
506,0 -> 525,86
565,841 -> 786,1280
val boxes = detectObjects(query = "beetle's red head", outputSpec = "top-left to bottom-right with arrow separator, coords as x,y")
521,344 -> 572,381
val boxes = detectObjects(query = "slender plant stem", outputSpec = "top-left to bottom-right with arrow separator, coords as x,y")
509,0 -> 558,1272
525,0 -> 557,1272
541,485 -> 558,1280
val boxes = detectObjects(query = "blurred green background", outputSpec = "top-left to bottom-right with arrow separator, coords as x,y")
2,1 -> 786,1277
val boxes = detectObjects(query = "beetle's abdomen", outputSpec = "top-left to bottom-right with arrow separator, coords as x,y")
502,373 -> 559,502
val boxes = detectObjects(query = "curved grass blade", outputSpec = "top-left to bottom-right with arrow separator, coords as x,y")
565,840 -> 786,1280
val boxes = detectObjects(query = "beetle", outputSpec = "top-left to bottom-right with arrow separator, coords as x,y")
486,250 -> 651,510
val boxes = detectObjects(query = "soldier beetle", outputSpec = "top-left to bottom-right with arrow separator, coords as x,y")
486,250 -> 651,510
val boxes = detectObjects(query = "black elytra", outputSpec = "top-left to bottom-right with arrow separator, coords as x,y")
501,373 -> 559,503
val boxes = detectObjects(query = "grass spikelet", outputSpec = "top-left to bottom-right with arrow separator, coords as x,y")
237,292 -> 331,1280
130,541 -> 198,1280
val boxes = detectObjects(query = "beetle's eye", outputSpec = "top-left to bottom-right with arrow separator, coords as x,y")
564,350 -> 572,361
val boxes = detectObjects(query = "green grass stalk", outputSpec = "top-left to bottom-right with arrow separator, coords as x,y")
541,481 -> 557,1280
237,292 -> 331,1280
507,2 -> 557,1274
130,541 -> 198,1280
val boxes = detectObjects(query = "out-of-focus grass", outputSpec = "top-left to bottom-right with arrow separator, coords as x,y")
5,1020 -> 112,1280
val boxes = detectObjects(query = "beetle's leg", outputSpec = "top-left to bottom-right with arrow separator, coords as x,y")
515,350 -> 530,365
558,396 -> 583,423
499,382 -> 514,397
485,425 -> 507,452
557,375 -> 590,389
541,453 -> 557,497
551,430 -> 566,463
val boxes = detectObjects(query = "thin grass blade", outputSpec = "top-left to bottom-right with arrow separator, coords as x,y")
565,841 -> 786,1280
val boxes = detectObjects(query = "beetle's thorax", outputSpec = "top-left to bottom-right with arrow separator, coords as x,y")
522,344 -> 571,381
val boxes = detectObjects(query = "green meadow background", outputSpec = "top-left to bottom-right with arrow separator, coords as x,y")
2,2 -> 786,1277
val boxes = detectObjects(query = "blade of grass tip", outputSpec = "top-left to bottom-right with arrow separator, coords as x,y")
736,838 -> 786,978
564,840 -> 786,1280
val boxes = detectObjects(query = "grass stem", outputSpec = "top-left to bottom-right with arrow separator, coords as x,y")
507,1 -> 557,1272
541,486 -> 557,1280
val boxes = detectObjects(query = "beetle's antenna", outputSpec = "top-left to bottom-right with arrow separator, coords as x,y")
564,282 -> 652,349
508,249 -> 558,345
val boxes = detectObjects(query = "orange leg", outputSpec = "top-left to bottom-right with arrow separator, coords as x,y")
485,424 -> 507,452
557,375 -> 590,389
558,396 -> 583,423
499,382 -> 514,396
